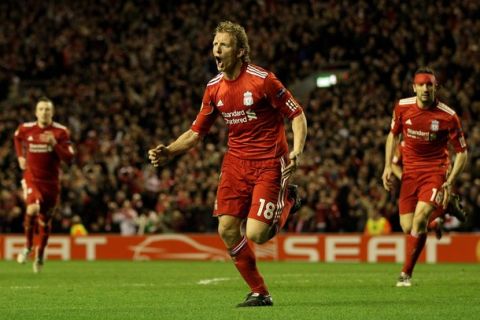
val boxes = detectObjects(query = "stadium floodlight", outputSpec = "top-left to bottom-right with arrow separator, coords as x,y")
316,73 -> 338,88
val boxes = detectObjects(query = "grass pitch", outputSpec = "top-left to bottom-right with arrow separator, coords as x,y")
1,261 -> 479,320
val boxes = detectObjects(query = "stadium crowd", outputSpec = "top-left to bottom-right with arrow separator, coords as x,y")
1,0 -> 479,234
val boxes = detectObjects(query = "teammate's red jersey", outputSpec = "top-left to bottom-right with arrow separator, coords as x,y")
14,121 -> 74,183
390,97 -> 467,174
191,63 -> 303,160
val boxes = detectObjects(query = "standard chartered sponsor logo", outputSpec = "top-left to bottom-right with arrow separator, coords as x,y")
222,109 -> 257,124
225,117 -> 248,125
406,128 -> 430,140
407,128 -> 429,137
222,110 -> 245,118
29,144 -> 52,153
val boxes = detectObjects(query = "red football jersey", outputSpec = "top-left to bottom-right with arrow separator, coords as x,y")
191,63 -> 303,160
14,121 -> 74,183
390,97 -> 467,174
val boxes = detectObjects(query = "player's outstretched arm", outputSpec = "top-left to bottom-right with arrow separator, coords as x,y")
391,163 -> 403,180
442,150 -> 468,208
47,131 -> 75,163
14,126 -> 26,169
282,112 -> 307,179
382,132 -> 399,191
148,129 -> 200,167
17,156 -> 26,170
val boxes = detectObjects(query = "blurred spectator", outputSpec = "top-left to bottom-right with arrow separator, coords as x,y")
364,212 -> 392,236
70,215 -> 88,236
112,200 -> 138,235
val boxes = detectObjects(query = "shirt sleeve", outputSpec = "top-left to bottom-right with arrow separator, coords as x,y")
264,73 -> 303,119
54,128 -> 75,163
449,114 -> 467,153
191,88 -> 219,135
390,103 -> 402,135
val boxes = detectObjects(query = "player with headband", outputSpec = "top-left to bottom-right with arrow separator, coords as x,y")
382,67 -> 468,287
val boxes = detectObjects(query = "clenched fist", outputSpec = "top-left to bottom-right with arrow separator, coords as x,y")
148,144 -> 171,167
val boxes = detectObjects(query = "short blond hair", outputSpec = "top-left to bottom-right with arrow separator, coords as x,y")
215,21 -> 250,63
37,96 -> 53,105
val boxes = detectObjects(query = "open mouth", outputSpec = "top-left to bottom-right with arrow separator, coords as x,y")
215,56 -> 223,69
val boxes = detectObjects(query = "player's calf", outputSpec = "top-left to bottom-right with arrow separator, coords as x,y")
266,184 -> 301,241
434,218 -> 444,240
428,217 -> 444,240
288,184 -> 301,215
33,247 -> 44,274
33,259 -> 44,274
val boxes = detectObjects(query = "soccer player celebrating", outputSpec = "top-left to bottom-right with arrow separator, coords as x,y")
148,21 -> 307,307
382,68 -> 468,287
14,97 -> 75,273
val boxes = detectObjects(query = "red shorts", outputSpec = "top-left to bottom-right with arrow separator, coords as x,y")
22,179 -> 60,214
213,153 -> 291,225
399,171 -> 446,215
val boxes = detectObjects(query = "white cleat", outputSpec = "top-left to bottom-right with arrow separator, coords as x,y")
17,248 -> 32,264
396,272 -> 412,287
33,259 -> 44,274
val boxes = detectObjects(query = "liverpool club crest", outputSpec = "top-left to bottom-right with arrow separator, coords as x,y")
243,91 -> 253,106
431,120 -> 439,131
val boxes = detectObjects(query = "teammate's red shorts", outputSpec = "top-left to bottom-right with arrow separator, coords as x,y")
22,179 -> 60,214
399,170 -> 446,215
213,153 -> 292,225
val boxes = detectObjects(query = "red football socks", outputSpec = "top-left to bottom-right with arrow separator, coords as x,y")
229,236 -> 268,295
402,232 -> 427,276
24,214 -> 36,250
37,220 -> 51,261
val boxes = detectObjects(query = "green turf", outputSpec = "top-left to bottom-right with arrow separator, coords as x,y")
1,261 -> 479,320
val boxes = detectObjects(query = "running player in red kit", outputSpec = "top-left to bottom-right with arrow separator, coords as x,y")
14,97 -> 75,273
148,21 -> 307,306
382,67 -> 468,287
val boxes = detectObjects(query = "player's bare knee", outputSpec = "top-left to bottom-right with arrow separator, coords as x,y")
399,214 -> 413,234
245,229 -> 269,245
26,204 -> 40,216
413,212 -> 430,228
412,218 -> 428,233
401,226 -> 411,234
400,220 -> 411,234
38,217 -> 50,227
38,219 -> 51,232
218,224 -> 241,247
